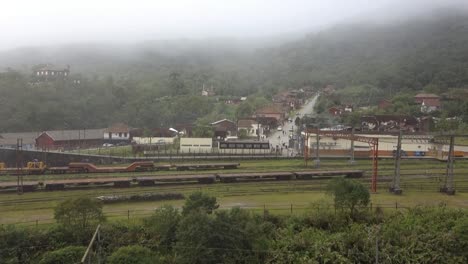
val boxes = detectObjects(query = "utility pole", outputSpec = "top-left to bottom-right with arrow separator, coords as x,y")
390,130 -> 403,194
441,135 -> 455,195
314,128 -> 320,168
349,127 -> 356,165
16,138 -> 23,195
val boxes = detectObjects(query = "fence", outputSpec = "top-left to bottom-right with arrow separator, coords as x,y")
1,202 -> 424,228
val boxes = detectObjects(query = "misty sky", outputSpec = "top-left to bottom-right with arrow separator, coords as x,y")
1,0 -> 467,50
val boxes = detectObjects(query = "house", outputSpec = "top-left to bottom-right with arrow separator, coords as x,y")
414,93 -> 441,113
343,105 -> 353,113
0,132 -> 41,150
322,84 -> 336,96
378,99 -> 393,110
201,85 -> 215,96
223,98 -> 241,105
328,107 -> 342,116
33,65 -> 70,80
272,90 -> 304,110
237,119 -> 264,138
253,105 -> 286,122
210,119 -> 237,139
361,115 -> 419,132
36,129 -> 106,150
420,99 -> 441,113
103,123 -> 131,142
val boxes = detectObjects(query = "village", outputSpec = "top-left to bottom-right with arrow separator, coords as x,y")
1,72 -> 466,159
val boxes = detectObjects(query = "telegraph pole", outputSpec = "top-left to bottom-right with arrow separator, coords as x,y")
16,138 -> 24,195
314,128 -> 320,168
441,135 -> 455,195
390,130 -> 402,194
349,127 -> 356,165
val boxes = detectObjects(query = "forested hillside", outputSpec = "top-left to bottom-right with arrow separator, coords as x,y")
1,11 -> 467,132
261,13 -> 468,91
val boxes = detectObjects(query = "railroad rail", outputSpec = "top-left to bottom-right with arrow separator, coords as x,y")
0,169 -> 364,192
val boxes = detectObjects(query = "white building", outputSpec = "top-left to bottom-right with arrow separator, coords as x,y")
237,119 -> 264,138
180,138 -> 213,153
103,123 -> 131,141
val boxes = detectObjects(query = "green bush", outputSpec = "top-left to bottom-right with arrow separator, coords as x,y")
39,246 -> 86,264
107,245 -> 155,264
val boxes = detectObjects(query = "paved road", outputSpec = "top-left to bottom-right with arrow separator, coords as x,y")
267,94 -> 320,156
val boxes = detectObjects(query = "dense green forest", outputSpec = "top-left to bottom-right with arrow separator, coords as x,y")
1,12 -> 467,132
1,190 -> 467,263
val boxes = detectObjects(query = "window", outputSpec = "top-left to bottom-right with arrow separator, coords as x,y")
124,133 -> 127,137
253,144 -> 261,149
228,144 -> 236,149
262,143 -> 269,149
220,143 -> 227,148
119,133 -> 122,137
236,143 -> 244,148
245,144 -> 252,149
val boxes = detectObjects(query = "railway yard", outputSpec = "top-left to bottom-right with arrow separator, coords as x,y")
1,158 -> 468,225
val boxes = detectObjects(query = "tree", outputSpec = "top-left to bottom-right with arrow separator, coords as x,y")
54,197 -> 105,230
236,102 -> 254,119
238,128 -> 249,139
107,246 -> 155,264
182,192 -> 219,215
193,124 -> 214,138
326,178 -> 370,217
39,246 -> 86,264
294,116 -> 301,127
143,205 -> 180,248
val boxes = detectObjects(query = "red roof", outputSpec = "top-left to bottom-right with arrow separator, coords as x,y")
237,119 -> 256,128
255,105 -> 284,114
414,93 -> 440,99
422,99 -> 441,107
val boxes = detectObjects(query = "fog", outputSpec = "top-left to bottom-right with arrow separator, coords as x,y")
1,0 -> 468,51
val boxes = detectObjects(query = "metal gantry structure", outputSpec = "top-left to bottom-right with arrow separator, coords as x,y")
304,129 -> 468,195
16,138 -> 24,195
391,133 -> 466,195
304,129 -> 379,193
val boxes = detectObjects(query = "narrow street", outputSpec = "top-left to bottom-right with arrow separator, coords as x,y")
267,93 -> 320,156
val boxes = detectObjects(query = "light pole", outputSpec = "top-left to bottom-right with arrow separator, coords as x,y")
169,128 -> 181,151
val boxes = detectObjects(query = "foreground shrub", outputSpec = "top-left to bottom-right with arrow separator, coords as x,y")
107,245 -> 155,264
39,246 -> 86,264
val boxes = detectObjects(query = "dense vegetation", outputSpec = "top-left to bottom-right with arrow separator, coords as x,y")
1,185 -> 467,263
1,11 -> 468,132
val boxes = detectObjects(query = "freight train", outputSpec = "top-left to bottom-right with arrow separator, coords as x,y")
0,161 -> 240,175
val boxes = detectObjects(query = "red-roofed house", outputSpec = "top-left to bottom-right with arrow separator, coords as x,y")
253,105 -> 286,122
328,107 -> 342,116
414,93 -> 441,113
378,99 -> 393,110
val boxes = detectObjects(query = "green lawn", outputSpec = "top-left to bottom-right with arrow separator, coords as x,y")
1,178 -> 467,226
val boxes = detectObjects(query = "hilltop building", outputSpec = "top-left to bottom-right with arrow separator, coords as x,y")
33,65 -> 70,81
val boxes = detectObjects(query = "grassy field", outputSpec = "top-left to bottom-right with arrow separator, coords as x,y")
1,158 -> 467,225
